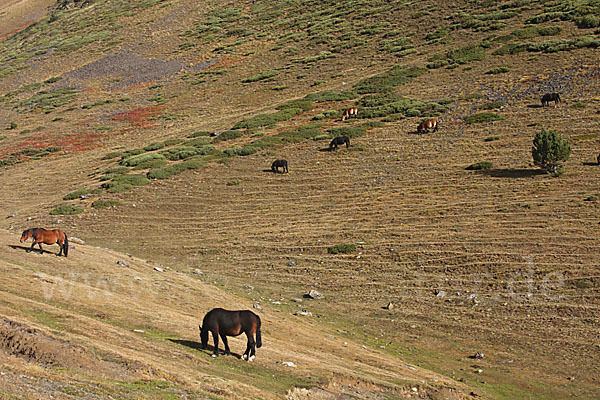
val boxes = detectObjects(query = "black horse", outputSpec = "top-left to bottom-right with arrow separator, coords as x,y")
541,92 -> 561,107
329,136 -> 350,150
200,308 -> 262,361
271,159 -> 288,173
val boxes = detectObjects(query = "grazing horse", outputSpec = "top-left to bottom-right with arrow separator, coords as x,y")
417,119 -> 438,134
541,92 -> 561,107
341,107 -> 358,121
271,159 -> 288,173
20,228 -> 68,257
329,136 -> 350,150
199,308 -> 262,361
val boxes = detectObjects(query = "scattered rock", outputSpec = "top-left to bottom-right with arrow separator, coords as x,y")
117,259 -> 130,267
305,290 -> 324,299
383,302 -> 394,310
411,387 -> 418,392
475,369 -> 483,374
567,376 -> 575,381
469,352 -> 484,359
436,290 -> 447,298
294,310 -> 312,317
134,276 -> 142,281
194,269 -> 203,275
410,324 -> 417,329
291,298 -> 303,303
245,285 -> 254,291
7,212 -> 18,218
281,361 -> 296,367
133,329 -> 144,333
253,303 -> 263,312
153,267 -> 164,272
287,261 -> 296,266
69,237 -> 85,245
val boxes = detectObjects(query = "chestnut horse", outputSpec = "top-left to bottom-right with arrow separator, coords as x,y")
271,159 -> 288,173
200,308 -> 262,361
417,119 -> 438,134
20,228 -> 68,257
341,107 -> 358,121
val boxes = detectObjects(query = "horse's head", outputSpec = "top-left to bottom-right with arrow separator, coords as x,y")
199,325 -> 208,349
20,229 -> 31,243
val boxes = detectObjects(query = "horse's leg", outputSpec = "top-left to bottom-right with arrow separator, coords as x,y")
27,239 -> 35,253
242,335 -> 251,360
220,334 -> 231,356
248,333 -> 256,362
211,330 -> 219,357
57,238 -> 64,256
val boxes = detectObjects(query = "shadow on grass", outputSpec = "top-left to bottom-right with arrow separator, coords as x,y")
479,169 -> 547,178
9,244 -> 56,255
527,104 -> 543,109
582,162 -> 600,166
262,169 -> 287,174
168,338 -> 242,358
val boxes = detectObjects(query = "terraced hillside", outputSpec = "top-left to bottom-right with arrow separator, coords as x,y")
1,0 -> 599,399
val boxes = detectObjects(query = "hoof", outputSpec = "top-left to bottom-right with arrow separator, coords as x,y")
248,355 -> 255,362
242,354 -> 247,360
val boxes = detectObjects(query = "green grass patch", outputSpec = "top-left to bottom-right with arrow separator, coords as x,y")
358,93 -> 445,119
232,108 -> 304,130
479,100 -> 505,110
327,243 -> 357,254
91,199 -> 121,209
50,205 -> 84,215
226,179 -> 241,186
464,112 -> 504,123
570,101 -> 587,109
354,66 -> 427,94
484,136 -> 501,142
242,69 -> 279,83
327,126 -> 366,139
121,152 -> 166,167
63,189 -> 91,200
101,174 -> 149,193
212,130 -> 244,141
486,66 -> 510,74
466,161 -> 493,170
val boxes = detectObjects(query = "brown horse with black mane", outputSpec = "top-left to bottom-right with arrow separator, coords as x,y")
20,228 -> 68,257
417,119 -> 438,134
200,308 -> 262,361
341,107 -> 358,121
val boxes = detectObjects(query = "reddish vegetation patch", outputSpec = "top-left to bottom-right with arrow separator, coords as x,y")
0,21 -> 35,41
1,132 -> 104,158
111,105 -> 164,128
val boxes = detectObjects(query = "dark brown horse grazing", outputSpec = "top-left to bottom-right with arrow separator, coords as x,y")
541,92 -> 561,107
20,228 -> 68,257
271,159 -> 288,173
200,308 -> 262,361
417,119 -> 438,134
341,107 -> 358,121
329,136 -> 350,150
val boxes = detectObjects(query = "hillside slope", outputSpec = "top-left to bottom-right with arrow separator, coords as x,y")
1,0 -> 599,399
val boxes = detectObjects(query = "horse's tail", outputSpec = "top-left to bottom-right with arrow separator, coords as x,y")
255,315 -> 262,348
63,233 -> 69,257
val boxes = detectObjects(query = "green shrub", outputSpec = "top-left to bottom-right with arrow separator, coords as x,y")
447,44 -> 486,64
466,161 -> 493,170
101,174 -> 149,192
570,101 -> 587,109
232,108 -> 304,129
50,205 -> 83,215
163,138 -> 185,146
143,142 -> 167,151
213,130 -> 244,141
532,128 -> 571,175
9,121 -> 17,130
91,199 -> 121,208
353,65 -> 427,94
577,15 -> 600,28
327,243 -> 356,254
242,70 -> 278,83
0,157 -> 18,166
584,195 -> 598,202
102,151 -> 122,160
185,137 -> 211,147
106,166 -> 129,175
304,91 -> 358,102
486,66 -> 510,74
188,131 -> 212,138
276,100 -> 313,112
132,158 -> 168,170
328,126 -> 366,139
63,189 -> 91,200
479,100 -> 505,110
358,93 -> 445,119
121,152 -> 166,167
226,179 -> 241,186
224,145 -> 260,156
464,112 -> 504,123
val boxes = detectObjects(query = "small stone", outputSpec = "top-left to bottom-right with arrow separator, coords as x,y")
245,285 -> 254,290
7,212 -> 18,218
476,369 -> 483,374
253,303 -> 263,312
134,276 -> 142,281
117,259 -> 130,267
567,377 -> 575,381
69,237 -> 85,245
306,289 -> 324,299
154,267 -> 164,272
436,290 -> 447,298
291,298 -> 303,303
133,329 -> 144,333
288,261 -> 296,266
410,324 -> 417,329
412,387 -> 418,392
294,310 -> 312,317
281,361 -> 296,367
194,269 -> 203,275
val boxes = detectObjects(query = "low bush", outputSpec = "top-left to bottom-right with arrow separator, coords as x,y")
242,69 -> 279,83
121,152 -> 166,167
327,126 -> 366,139
132,158 -> 168,170
91,199 -> 120,208
327,243 -> 356,254
353,65 -> 427,94
63,189 -> 91,200
212,130 -> 244,141
479,100 -> 505,110
50,205 -> 83,215
303,91 -> 358,102
484,136 -> 501,142
102,151 -> 122,160
466,161 -> 493,170
188,131 -> 212,138
101,174 -> 149,193
486,66 -> 510,74
464,112 -> 504,123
